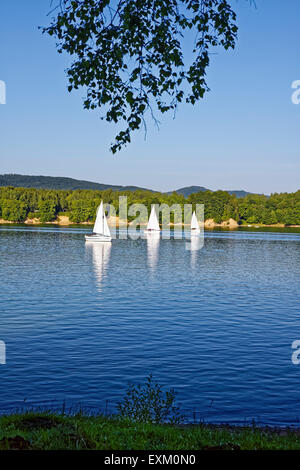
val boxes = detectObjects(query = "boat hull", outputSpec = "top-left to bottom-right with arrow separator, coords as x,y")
85,234 -> 112,242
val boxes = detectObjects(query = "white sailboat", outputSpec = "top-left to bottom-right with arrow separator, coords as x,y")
191,211 -> 200,235
144,205 -> 160,233
85,201 -> 112,242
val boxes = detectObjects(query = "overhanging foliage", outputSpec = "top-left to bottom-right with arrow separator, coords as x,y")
44,0 -> 238,152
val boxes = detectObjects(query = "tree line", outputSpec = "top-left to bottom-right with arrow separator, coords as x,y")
0,186 -> 300,226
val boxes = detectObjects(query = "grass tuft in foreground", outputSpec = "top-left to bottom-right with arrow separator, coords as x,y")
1,412 -> 300,450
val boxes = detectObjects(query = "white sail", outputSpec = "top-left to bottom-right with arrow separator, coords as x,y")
146,206 -> 160,231
93,202 -> 111,237
93,202 -> 104,234
191,211 -> 200,232
103,211 -> 111,237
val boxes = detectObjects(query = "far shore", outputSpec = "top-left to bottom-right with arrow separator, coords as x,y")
1,215 -> 299,229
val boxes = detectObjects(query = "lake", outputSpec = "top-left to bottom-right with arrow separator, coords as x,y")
1,225 -> 300,425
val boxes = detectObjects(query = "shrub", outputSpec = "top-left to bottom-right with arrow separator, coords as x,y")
117,375 -> 183,424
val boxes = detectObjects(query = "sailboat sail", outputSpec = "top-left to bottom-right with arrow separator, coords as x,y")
191,211 -> 200,232
93,202 -> 104,234
103,211 -> 111,237
93,202 -> 111,237
147,206 -> 160,231
85,200 -> 111,242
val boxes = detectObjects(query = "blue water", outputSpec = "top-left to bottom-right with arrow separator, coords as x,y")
1,225 -> 300,425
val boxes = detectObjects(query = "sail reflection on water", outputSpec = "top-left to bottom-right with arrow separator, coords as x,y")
89,242 -> 111,291
146,232 -> 160,272
185,234 -> 203,267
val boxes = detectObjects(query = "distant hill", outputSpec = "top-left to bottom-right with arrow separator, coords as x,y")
168,186 -> 210,197
225,190 -> 252,198
172,185 -> 253,198
0,174 -> 255,198
0,174 -> 152,192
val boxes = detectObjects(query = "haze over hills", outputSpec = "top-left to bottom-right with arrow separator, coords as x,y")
0,174 -> 151,193
0,174 -> 255,198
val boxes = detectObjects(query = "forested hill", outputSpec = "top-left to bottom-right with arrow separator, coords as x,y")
170,186 -> 210,196
0,174 -> 151,192
0,174 -> 252,198
173,186 -> 253,198
0,185 -> 300,225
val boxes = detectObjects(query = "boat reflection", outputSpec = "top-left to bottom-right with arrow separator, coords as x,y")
146,232 -> 160,272
186,234 -> 203,267
89,242 -> 111,291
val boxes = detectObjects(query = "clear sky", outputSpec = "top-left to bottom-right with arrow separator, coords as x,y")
0,0 -> 299,194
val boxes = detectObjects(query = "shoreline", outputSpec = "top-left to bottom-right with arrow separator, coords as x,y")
1,411 -> 300,450
0,216 -> 299,229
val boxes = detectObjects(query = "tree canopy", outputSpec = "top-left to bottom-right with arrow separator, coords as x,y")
44,0 -> 238,152
1,186 -> 300,226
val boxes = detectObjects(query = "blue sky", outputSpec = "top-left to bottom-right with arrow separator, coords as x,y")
0,0 -> 299,194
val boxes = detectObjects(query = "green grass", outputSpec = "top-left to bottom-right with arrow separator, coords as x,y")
0,411 -> 300,450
